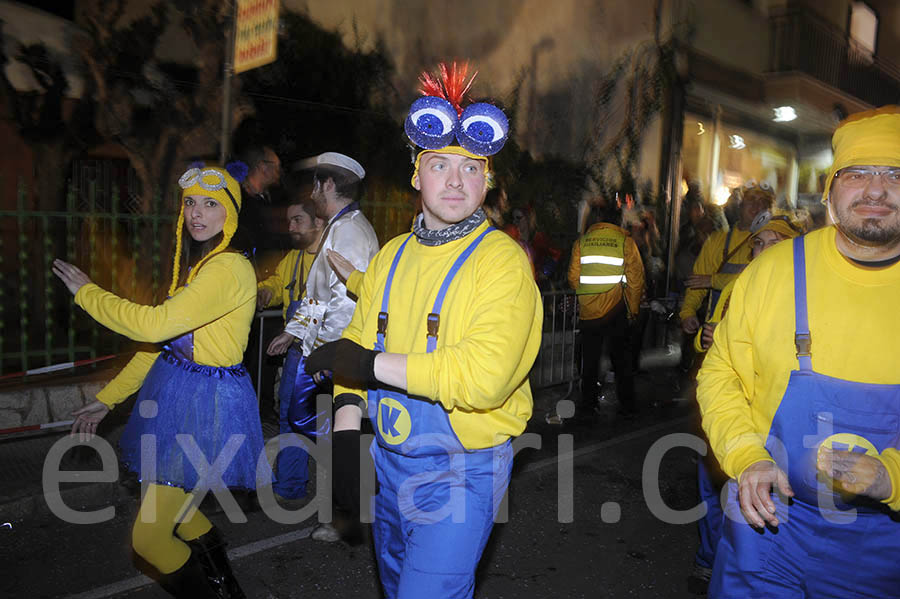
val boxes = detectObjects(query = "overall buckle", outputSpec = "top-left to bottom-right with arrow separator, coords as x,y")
426,313 -> 440,340
794,332 -> 812,357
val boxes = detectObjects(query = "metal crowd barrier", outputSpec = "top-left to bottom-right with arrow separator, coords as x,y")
254,309 -> 283,404
529,289 -> 580,396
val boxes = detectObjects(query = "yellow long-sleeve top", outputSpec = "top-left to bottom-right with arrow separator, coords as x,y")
345,268 -> 363,299
257,249 -> 315,321
679,226 -> 751,321
335,221 -> 543,450
697,227 -> 900,510
693,278 -> 735,354
75,252 -> 257,407
568,223 -> 644,320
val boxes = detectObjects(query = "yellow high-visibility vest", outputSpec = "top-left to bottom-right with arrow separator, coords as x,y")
576,227 -> 626,295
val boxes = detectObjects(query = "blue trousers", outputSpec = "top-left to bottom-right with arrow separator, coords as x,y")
695,458 -> 724,569
371,442 -> 513,599
272,349 -> 315,499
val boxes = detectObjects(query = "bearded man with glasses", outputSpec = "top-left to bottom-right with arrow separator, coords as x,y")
696,105 -> 900,598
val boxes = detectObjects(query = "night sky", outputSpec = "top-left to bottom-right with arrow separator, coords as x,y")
18,0 -> 75,20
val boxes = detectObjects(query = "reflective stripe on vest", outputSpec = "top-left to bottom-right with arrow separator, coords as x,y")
580,255 -> 625,266
581,274 -> 627,285
576,227 -> 626,295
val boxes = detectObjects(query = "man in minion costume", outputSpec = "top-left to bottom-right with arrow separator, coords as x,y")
688,209 -> 804,594
679,183 -> 774,343
697,105 -> 900,598
305,62 -> 542,598
257,192 -> 325,503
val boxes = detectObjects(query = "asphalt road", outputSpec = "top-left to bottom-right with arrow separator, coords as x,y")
1,381 -> 706,599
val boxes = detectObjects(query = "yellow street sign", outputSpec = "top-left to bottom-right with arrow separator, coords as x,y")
234,0 -> 279,74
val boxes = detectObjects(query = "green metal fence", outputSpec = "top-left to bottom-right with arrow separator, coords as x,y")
0,177 -> 176,375
0,175 -> 415,376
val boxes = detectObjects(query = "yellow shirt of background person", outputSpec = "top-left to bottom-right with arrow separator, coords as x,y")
696,226 -> 900,510
693,212 -> 804,354
680,186 -> 774,332
76,252 -> 257,406
679,227 -> 751,322
258,249 -> 315,320
333,221 -> 542,450
567,222 -> 645,320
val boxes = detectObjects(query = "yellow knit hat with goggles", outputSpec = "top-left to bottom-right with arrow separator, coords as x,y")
750,209 -> 806,240
170,162 -> 245,296
823,105 -> 900,203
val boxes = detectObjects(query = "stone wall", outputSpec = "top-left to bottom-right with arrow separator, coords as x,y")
0,381 -> 109,431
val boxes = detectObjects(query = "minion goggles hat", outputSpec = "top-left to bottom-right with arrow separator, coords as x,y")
170,161 -> 247,296
405,62 -> 509,188
822,105 -> 900,203
750,209 -> 806,240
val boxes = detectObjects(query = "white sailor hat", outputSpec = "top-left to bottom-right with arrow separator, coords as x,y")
313,152 -> 365,180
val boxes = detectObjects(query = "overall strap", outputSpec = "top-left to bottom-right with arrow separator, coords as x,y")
426,227 -> 496,352
722,227 -> 734,263
285,251 -> 305,302
792,236 -> 812,371
377,233 -> 414,347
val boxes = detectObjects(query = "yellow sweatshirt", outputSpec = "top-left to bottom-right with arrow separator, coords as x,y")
568,223 -> 645,320
335,221 -> 542,449
257,249 -> 315,321
76,252 -> 257,407
680,227 -> 751,321
697,227 -> 900,510
345,268 -> 363,299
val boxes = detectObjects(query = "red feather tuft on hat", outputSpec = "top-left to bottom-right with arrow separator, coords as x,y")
418,61 -> 478,117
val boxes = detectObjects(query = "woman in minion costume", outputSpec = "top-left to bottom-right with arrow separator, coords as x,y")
53,162 -> 263,598
305,63 -> 542,599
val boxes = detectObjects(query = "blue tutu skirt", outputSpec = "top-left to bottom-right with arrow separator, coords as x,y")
119,352 -> 269,492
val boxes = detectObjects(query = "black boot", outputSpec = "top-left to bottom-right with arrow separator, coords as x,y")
184,526 -> 246,599
157,551 -> 216,598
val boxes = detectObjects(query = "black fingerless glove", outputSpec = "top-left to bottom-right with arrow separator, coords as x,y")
304,338 -> 379,386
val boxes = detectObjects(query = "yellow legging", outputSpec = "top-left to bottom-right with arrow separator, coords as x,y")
131,484 -> 213,574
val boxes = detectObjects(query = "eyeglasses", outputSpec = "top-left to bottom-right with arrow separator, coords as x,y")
836,168 -> 900,188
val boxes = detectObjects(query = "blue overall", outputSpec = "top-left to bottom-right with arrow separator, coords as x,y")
274,253 -> 328,499
367,229 -> 514,599
710,236 -> 900,599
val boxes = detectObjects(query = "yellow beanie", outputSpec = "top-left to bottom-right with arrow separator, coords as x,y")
171,164 -> 243,296
411,146 -> 493,189
823,105 -> 900,203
